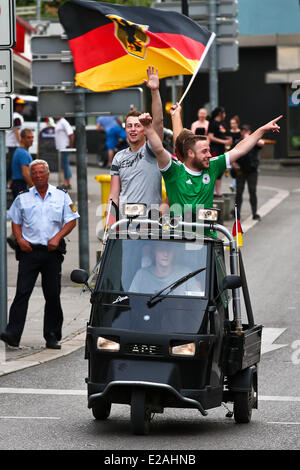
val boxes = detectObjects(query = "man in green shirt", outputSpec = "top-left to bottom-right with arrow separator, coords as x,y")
138,112 -> 282,233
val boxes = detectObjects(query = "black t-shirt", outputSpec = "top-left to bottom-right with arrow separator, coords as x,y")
208,120 -> 228,155
229,130 -> 241,148
237,142 -> 260,173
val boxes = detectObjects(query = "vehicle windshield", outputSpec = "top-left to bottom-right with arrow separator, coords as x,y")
97,238 -> 207,298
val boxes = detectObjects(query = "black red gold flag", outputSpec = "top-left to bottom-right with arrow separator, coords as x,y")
58,0 -> 215,92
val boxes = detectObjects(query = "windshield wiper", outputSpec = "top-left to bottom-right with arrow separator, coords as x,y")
147,267 -> 206,307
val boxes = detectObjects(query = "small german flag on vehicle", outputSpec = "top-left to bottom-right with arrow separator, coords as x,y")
58,0 -> 214,92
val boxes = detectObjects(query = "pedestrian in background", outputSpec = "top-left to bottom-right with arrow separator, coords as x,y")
208,106 -> 232,197
96,115 -> 127,168
228,115 -> 241,192
6,97 -> 25,183
54,117 -> 74,190
10,128 -> 34,199
191,107 -> 209,136
0,159 -> 79,350
7,129 -> 34,251
234,124 -> 265,221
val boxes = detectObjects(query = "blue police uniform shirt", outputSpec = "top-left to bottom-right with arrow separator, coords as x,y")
7,184 -> 80,246
11,147 -> 32,180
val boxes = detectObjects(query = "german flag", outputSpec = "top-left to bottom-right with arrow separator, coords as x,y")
58,0 -> 214,92
232,219 -> 243,248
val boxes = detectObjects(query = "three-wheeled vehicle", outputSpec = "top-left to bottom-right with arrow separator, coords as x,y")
71,204 -> 262,435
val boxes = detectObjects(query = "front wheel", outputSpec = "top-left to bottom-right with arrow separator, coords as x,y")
92,402 -> 111,420
131,390 -> 151,435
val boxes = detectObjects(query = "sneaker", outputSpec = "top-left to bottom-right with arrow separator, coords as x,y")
252,214 -> 261,221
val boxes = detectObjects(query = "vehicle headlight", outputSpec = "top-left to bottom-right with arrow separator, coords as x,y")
197,208 -> 219,222
97,336 -> 120,352
123,203 -> 147,217
170,342 -> 195,357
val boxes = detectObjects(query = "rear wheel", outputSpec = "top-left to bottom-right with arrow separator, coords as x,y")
233,383 -> 255,424
92,402 -> 111,420
131,390 -> 151,435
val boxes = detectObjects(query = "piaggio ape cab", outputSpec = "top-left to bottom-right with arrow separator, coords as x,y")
71,204 -> 262,435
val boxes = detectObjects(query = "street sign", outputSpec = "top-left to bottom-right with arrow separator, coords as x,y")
32,39 -> 238,87
31,35 -> 70,55
0,0 -> 16,48
38,88 -> 144,117
199,18 -> 238,37
201,40 -> 239,71
0,49 -> 13,93
31,58 -> 75,86
152,1 -> 238,19
0,95 -> 12,129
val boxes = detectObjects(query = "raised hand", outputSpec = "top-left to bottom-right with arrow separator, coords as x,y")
144,66 -> 159,91
170,102 -> 182,116
138,112 -> 153,128
262,115 -> 283,133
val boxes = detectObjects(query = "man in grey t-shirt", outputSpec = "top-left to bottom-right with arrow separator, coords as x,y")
107,66 -> 164,224
110,141 -> 162,213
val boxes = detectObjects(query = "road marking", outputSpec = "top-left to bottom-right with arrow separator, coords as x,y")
261,328 -> 287,354
0,416 -> 60,420
0,388 -> 300,404
260,396 -> 300,402
242,186 -> 289,234
0,388 -> 86,396
267,422 -> 300,425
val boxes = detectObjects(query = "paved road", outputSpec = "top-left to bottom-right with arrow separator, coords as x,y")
0,172 -> 299,451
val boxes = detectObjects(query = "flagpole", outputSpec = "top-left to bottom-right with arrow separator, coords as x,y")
178,32 -> 216,106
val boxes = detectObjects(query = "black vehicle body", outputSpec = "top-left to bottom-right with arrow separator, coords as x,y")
72,217 -> 262,434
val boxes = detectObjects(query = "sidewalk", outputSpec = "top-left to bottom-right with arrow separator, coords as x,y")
0,158 -> 289,376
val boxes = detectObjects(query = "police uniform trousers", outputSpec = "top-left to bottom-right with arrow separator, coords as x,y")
7,246 -> 64,343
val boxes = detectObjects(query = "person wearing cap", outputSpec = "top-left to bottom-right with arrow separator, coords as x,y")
233,124 -> 265,221
6,97 -> 25,182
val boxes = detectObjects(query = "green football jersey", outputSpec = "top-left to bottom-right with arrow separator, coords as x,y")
161,153 -> 229,236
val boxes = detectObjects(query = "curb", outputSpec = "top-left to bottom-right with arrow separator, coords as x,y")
0,332 -> 86,377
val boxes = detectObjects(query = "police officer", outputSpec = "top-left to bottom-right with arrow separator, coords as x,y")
0,159 -> 80,349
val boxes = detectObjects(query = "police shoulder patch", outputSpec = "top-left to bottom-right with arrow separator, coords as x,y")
69,203 -> 77,213
17,189 -> 29,197
57,186 -> 67,193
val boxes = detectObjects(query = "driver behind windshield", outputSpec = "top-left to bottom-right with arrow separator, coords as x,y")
129,242 -> 202,296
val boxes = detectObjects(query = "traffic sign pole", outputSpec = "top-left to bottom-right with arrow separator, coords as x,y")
0,0 -> 15,334
209,0 -> 218,110
0,129 -> 7,334
74,87 -> 89,273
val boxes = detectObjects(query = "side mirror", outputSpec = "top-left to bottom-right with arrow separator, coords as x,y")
70,269 -> 89,285
222,275 -> 242,291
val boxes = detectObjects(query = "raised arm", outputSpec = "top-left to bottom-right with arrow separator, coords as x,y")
139,113 -> 170,169
170,102 -> 183,144
144,66 -> 164,142
228,115 -> 282,164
